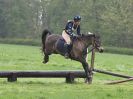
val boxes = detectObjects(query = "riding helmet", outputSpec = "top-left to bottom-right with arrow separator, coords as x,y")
74,15 -> 81,21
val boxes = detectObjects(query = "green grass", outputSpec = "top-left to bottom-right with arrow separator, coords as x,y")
0,82 -> 133,99
0,43 -> 133,99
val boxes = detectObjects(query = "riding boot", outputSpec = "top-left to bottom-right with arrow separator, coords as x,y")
64,44 -> 70,58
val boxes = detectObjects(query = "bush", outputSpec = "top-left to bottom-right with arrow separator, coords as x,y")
0,38 -> 41,46
104,46 -> 133,55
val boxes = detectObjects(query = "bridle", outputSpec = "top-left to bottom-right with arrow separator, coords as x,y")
88,36 -> 100,53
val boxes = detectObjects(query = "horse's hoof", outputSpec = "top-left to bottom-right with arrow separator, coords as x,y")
64,56 -> 69,59
85,78 -> 92,84
85,79 -> 89,83
42,61 -> 47,64
64,55 -> 69,59
85,81 -> 92,84
42,61 -> 45,64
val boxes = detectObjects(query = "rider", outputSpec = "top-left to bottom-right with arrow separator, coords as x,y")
62,15 -> 82,58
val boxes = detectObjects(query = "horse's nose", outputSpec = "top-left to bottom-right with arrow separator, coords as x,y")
99,47 -> 104,53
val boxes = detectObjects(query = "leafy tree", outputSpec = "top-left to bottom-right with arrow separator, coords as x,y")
0,0 -> 133,47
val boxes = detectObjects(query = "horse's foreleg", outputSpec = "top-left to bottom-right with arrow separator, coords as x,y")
82,61 -> 92,84
43,54 -> 49,64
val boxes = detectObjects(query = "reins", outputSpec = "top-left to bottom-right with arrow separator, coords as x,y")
88,37 -> 95,53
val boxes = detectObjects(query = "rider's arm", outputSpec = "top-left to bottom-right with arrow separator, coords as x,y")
77,25 -> 81,35
65,22 -> 74,37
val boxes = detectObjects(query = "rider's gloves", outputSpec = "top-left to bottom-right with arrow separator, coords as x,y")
70,33 -> 77,39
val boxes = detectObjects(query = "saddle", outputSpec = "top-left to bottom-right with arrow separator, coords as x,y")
56,38 -> 72,56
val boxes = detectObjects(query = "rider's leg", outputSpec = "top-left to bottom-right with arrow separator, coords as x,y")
64,44 -> 70,58
62,31 -> 71,58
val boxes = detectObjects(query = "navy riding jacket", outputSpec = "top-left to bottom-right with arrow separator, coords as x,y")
64,21 -> 81,37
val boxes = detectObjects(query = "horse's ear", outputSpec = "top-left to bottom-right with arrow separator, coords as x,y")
88,32 -> 93,35
88,32 -> 95,37
93,33 -> 96,37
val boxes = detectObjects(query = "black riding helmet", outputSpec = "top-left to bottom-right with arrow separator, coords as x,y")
73,15 -> 81,21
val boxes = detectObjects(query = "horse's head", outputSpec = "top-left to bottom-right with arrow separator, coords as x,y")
93,34 -> 104,53
80,32 -> 104,53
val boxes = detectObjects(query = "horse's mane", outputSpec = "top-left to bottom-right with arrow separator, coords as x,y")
75,33 -> 96,41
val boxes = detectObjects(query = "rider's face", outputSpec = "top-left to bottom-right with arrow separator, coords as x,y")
74,21 -> 80,26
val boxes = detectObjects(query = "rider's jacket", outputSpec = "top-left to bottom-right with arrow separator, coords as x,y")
64,20 -> 81,37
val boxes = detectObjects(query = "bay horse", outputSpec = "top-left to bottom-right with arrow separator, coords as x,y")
42,29 -> 103,83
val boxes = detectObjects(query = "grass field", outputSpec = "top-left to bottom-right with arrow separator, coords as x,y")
0,43 -> 133,99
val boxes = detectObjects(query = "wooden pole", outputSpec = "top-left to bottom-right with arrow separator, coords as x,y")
0,71 -> 86,82
0,70 -> 132,83
90,47 -> 95,70
89,40 -> 95,83
106,78 -> 133,85
91,37 -> 96,69
93,69 -> 133,78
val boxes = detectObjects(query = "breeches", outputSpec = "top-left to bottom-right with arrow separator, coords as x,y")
62,30 -> 71,44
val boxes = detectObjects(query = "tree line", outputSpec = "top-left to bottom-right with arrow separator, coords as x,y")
0,0 -> 133,48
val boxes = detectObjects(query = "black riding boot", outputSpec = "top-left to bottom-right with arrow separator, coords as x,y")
64,44 -> 70,58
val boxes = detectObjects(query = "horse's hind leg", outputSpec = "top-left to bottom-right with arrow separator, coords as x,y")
43,54 -> 49,64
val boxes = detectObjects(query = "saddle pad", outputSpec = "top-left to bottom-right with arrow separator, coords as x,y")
56,39 -> 66,54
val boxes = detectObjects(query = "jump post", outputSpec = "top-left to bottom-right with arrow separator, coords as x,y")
89,41 -> 96,83
0,71 -> 86,83
0,69 -> 132,83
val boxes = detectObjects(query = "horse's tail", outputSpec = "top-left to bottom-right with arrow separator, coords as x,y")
42,29 -> 51,52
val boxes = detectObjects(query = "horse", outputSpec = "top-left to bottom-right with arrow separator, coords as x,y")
41,29 -> 104,83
